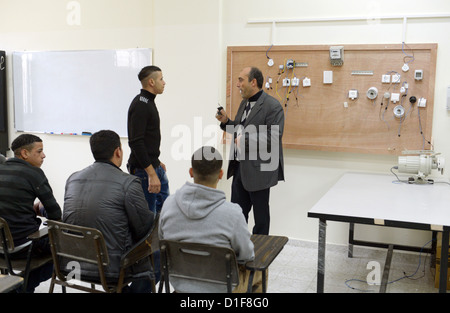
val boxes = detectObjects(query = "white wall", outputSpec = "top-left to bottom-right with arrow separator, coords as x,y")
2,0 -> 449,247
219,0 -> 450,247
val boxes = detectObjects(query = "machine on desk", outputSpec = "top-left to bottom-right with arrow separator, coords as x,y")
393,150 -> 445,184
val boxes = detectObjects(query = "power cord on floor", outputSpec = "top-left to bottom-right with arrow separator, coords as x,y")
345,239 -> 434,292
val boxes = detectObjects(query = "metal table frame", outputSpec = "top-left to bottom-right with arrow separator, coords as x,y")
308,172 -> 450,293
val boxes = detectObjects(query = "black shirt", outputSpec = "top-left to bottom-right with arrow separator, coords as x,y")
127,89 -> 161,170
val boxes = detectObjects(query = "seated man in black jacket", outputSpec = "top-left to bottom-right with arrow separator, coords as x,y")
63,130 -> 155,293
0,134 -> 62,292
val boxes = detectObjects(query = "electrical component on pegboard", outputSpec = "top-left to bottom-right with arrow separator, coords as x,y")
348,89 -> 358,100
392,73 -> 401,84
366,87 -> 378,100
415,70 -> 423,80
286,59 -> 295,69
303,77 -> 311,87
329,46 -> 344,66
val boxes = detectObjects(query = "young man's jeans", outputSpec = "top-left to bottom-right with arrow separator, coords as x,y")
129,164 -> 169,284
131,165 -> 169,214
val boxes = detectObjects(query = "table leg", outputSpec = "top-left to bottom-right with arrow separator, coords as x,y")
439,230 -> 449,293
262,270 -> 267,293
246,270 -> 255,293
317,218 -> 327,293
379,244 -> 393,293
348,223 -> 354,258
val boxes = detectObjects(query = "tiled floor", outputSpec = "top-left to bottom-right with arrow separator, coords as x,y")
34,238 -> 439,293
266,239 -> 437,293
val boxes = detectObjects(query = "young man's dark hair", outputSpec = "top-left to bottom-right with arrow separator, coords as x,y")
191,146 -> 223,185
89,130 -> 121,161
138,65 -> 162,83
11,134 -> 42,156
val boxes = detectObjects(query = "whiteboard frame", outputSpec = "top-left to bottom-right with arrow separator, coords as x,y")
12,48 -> 152,137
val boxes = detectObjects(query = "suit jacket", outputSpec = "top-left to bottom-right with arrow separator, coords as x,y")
221,91 -> 285,192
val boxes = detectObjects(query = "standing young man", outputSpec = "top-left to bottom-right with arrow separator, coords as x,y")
0,134 -> 62,292
127,66 -> 169,214
216,66 -> 285,235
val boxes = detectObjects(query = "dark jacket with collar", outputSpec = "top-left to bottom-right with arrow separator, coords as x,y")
63,161 -> 154,281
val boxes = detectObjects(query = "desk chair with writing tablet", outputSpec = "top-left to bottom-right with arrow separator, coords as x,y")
47,220 -> 158,293
0,217 -> 52,292
159,240 -> 240,293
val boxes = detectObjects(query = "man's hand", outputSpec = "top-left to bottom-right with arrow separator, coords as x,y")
148,173 -> 161,194
215,108 -> 228,124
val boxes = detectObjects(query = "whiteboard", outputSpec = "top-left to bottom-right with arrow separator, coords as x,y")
12,48 -> 152,137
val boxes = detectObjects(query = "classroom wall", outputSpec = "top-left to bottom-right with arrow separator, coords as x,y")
219,0 -> 450,247
1,0 -> 449,247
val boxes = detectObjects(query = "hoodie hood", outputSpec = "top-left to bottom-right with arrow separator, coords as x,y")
175,181 -> 226,219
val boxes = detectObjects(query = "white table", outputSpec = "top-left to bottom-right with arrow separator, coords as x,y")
308,172 -> 450,293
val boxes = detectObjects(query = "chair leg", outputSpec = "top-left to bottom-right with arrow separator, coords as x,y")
151,279 -> 156,293
158,274 -> 164,293
21,243 -> 35,292
49,272 -> 56,293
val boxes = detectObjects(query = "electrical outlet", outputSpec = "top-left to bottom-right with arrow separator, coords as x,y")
382,75 -> 390,83
392,74 -> 401,84
282,78 -> 290,87
348,89 -> 358,100
391,93 -> 400,103
418,97 -> 427,107
415,70 -> 423,80
291,77 -> 299,86
303,77 -> 311,87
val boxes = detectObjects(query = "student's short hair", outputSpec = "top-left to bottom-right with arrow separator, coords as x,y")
191,146 -> 223,184
138,65 -> 162,82
248,67 -> 264,89
11,134 -> 42,156
89,130 -> 121,161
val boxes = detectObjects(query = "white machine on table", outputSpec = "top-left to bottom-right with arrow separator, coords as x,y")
397,150 -> 445,184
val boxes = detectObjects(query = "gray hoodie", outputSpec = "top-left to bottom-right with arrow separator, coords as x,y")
159,181 -> 254,292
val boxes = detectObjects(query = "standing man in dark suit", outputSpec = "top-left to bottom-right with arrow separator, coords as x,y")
216,66 -> 284,235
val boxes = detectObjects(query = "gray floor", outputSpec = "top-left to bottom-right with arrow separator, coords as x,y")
34,238 -> 439,293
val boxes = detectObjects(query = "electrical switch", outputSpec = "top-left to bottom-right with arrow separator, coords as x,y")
303,77 -> 311,87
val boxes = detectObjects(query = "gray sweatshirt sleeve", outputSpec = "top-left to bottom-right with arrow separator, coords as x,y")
230,208 -> 255,263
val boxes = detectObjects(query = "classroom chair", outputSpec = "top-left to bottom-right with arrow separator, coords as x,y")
159,240 -> 240,293
0,217 -> 53,292
47,220 -> 158,293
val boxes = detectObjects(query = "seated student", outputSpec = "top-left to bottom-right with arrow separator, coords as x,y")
0,153 -> 6,164
63,130 -> 155,293
0,134 -> 62,292
159,146 -> 265,293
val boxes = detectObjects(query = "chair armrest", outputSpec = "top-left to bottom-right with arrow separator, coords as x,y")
27,227 -> 48,241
